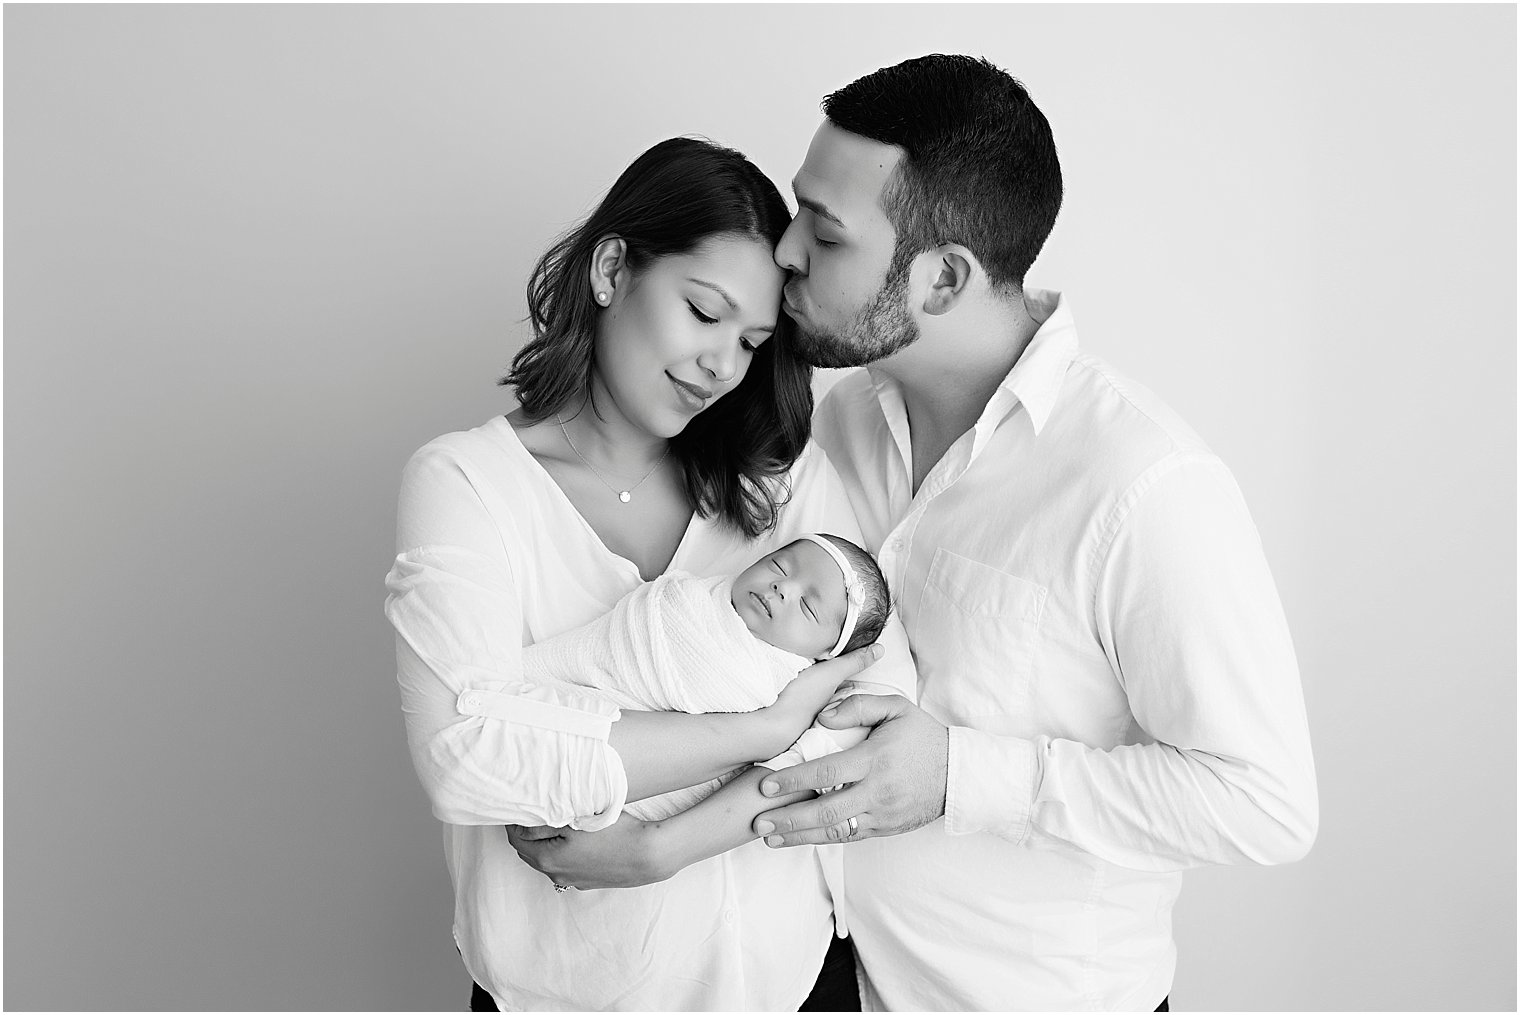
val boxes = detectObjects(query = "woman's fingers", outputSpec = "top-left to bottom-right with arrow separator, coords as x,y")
506,823 -> 563,842
804,642 -> 884,690
774,644 -> 884,717
838,642 -> 885,675
816,692 -> 911,729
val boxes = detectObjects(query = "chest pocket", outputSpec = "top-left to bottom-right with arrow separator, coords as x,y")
913,548 -> 1048,723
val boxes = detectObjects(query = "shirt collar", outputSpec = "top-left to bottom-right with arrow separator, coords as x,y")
998,288 -> 1078,437
862,288 -> 1080,476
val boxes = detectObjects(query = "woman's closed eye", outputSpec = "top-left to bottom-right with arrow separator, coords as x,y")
687,301 -> 718,324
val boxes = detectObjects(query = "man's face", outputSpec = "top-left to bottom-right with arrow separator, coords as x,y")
775,122 -> 921,368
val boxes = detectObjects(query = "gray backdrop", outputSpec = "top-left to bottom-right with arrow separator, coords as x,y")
6,4 -> 1515,1011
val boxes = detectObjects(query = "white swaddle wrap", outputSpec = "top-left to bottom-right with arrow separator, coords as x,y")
522,572 -> 811,820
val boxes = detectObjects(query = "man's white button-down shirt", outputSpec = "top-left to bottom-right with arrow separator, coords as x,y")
814,290 -> 1318,1011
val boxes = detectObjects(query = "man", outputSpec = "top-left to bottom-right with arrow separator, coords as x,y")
751,54 -> 1318,1010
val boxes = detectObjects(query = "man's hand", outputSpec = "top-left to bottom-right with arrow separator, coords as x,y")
506,814 -> 671,891
751,693 -> 949,846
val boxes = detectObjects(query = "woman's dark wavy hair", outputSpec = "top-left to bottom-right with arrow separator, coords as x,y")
502,137 -> 812,538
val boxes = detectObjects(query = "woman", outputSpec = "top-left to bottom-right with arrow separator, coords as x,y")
385,137 -> 915,1011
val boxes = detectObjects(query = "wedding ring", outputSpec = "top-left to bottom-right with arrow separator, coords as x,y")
553,883 -> 571,893
847,816 -> 859,835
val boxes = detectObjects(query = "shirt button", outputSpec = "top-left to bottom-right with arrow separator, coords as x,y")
723,909 -> 736,925
462,693 -> 479,709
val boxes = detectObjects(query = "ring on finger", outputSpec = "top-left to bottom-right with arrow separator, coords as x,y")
847,815 -> 859,836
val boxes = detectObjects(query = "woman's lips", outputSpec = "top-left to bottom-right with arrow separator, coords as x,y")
668,373 -> 711,411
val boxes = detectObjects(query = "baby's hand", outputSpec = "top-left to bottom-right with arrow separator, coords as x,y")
754,645 -> 884,758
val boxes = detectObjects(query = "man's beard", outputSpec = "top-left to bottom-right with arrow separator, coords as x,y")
791,245 -> 921,369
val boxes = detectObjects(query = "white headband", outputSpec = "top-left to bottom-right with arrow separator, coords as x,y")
794,533 -> 866,659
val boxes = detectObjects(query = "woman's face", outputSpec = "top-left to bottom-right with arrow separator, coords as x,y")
591,233 -> 784,439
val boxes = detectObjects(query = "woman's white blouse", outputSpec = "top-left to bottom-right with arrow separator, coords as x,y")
384,414 -> 916,1011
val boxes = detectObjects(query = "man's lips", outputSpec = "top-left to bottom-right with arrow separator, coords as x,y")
749,590 -> 772,619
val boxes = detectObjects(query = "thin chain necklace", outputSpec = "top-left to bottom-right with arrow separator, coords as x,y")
556,413 -> 671,504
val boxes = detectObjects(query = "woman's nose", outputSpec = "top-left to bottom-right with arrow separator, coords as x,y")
699,341 -> 739,384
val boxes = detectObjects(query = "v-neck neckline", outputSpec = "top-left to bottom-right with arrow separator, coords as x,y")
491,415 -> 700,582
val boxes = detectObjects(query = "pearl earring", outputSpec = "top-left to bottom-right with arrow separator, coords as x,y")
596,291 -> 609,304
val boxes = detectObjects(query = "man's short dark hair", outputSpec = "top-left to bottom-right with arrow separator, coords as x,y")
823,53 -> 1063,292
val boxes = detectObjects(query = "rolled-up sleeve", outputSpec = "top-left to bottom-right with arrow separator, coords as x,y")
384,442 -> 628,829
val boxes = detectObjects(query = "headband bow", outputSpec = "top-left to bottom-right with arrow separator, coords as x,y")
795,533 -> 866,659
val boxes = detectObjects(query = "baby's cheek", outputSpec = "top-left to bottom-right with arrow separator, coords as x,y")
809,629 -> 840,660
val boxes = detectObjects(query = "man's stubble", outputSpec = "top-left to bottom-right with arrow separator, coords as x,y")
790,245 -> 921,369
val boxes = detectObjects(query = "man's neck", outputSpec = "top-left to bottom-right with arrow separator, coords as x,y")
879,296 -> 1044,492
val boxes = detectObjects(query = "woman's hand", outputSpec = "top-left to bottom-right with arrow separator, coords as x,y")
748,643 -> 884,759
507,815 -> 673,891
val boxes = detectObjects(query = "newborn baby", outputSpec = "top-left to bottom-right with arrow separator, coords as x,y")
522,532 -> 894,820
728,532 -> 890,660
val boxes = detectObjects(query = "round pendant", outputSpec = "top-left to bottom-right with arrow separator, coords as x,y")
618,491 -> 631,503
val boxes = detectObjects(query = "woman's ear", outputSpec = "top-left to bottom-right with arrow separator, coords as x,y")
589,236 -> 628,307
920,245 -> 975,317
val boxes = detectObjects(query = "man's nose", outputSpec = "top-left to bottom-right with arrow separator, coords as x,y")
774,217 -> 807,275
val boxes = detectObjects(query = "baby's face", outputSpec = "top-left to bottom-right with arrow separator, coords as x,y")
731,539 -> 849,659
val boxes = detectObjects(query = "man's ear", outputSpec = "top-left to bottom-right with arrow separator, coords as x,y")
588,236 -> 628,306
920,245 -> 975,316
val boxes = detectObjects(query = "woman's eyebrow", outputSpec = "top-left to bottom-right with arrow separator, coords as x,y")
687,278 -> 737,309
687,278 -> 776,334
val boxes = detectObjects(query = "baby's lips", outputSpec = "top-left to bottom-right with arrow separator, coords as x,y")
750,589 -> 773,619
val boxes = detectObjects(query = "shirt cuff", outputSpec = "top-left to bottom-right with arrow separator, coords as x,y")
945,727 -> 1038,842
575,740 -> 629,832
456,684 -> 621,739
455,681 -> 628,830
